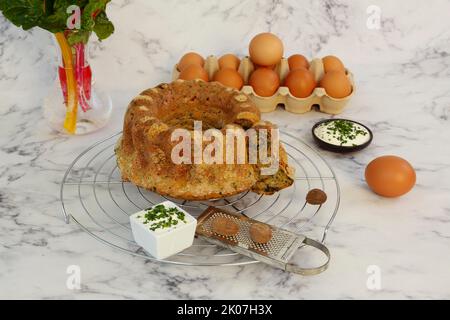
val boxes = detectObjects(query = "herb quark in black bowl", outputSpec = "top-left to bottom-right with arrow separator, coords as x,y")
312,119 -> 373,153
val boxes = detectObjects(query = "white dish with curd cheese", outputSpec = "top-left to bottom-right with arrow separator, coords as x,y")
130,201 -> 197,260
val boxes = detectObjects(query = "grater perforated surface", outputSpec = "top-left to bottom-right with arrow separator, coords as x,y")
200,211 -> 297,261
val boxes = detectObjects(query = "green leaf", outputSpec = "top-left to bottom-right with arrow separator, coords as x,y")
0,0 -> 114,44
40,10 -> 67,33
0,0 -> 45,30
93,11 -> 114,40
81,0 -> 109,30
67,30 -> 91,45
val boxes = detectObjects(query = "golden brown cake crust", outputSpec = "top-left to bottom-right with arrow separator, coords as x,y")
116,80 -> 294,200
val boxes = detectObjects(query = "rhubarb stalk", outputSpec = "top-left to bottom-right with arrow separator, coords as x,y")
55,32 -> 77,134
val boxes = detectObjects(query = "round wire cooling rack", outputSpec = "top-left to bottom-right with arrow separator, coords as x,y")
60,130 -> 340,266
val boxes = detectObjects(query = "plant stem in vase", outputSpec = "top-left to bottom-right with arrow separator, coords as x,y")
1,1 -> 115,135
44,32 -> 112,135
55,32 -> 78,133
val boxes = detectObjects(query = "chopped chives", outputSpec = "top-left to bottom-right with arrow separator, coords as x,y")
141,205 -> 187,231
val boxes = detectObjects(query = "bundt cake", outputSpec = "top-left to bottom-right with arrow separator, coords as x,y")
115,79 -> 294,200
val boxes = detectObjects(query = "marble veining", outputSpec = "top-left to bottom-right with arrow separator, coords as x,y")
1,0 -> 450,299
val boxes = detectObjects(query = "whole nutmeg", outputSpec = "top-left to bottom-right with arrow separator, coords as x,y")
211,216 -> 240,236
306,189 -> 327,205
249,222 -> 273,244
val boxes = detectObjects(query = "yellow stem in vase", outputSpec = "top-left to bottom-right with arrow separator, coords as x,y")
55,32 -> 78,134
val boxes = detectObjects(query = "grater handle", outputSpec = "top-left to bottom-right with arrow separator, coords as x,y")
286,238 -> 331,276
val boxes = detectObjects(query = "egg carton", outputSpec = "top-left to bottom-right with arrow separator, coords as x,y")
172,56 -> 355,115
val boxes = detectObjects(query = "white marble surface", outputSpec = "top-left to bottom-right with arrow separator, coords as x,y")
1,0 -> 450,299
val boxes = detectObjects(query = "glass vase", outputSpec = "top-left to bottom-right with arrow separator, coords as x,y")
44,35 -> 112,135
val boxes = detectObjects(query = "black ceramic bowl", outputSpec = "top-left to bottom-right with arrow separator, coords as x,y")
312,118 -> 373,153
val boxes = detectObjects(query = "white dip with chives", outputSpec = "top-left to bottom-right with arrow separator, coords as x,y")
134,203 -> 191,234
314,120 -> 370,147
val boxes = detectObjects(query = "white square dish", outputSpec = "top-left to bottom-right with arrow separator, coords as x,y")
129,201 -> 197,260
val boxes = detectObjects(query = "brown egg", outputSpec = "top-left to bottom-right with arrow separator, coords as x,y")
284,68 -> 317,98
178,52 -> 205,72
213,68 -> 244,90
249,32 -> 284,67
322,55 -> 345,73
365,156 -> 416,198
249,68 -> 280,97
253,63 -> 276,70
178,64 -> 209,82
288,54 -> 310,70
319,71 -> 352,99
218,54 -> 240,70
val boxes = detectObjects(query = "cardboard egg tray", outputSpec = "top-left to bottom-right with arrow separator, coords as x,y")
172,56 -> 355,115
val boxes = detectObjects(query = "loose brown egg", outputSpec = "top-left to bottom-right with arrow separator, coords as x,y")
284,68 -> 317,98
218,54 -> 240,70
249,32 -> 284,67
288,54 -> 310,70
178,52 -> 205,72
178,64 -> 209,82
213,68 -> 244,90
365,156 -> 416,198
322,55 -> 345,73
319,71 -> 352,99
249,68 -> 280,97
